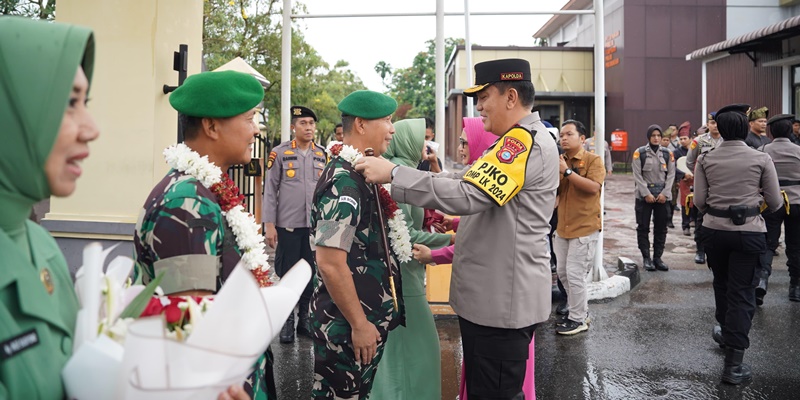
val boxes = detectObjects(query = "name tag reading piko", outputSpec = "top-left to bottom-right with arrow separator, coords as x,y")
463,126 -> 533,206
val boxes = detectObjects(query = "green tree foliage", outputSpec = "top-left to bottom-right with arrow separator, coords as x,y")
0,0 -> 56,20
376,38 -> 464,121
204,0 -> 366,144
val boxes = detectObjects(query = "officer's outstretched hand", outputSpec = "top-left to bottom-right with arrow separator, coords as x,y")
352,320 -> 381,365
354,156 -> 394,184
217,384 -> 250,400
413,244 -> 434,264
265,223 -> 278,249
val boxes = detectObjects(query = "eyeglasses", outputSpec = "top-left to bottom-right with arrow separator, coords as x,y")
459,138 -> 468,147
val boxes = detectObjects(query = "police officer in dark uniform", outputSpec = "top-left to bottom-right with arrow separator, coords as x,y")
762,114 -> 800,302
694,104 -> 782,385
263,105 -> 328,343
632,125 -> 676,271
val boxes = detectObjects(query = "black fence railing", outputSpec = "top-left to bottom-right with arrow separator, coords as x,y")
226,134 -> 271,216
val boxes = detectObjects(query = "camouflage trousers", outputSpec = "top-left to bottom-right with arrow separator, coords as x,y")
312,338 -> 387,399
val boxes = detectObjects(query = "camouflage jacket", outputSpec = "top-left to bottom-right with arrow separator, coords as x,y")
133,170 -> 241,293
310,157 -> 405,344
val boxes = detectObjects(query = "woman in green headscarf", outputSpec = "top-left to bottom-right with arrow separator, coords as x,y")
0,17 -> 251,400
0,17 -> 99,399
371,118 -> 453,400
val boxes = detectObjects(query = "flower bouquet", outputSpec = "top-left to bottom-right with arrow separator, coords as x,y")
62,242 -> 311,399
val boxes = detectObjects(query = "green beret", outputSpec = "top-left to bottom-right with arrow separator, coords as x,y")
749,106 -> 768,121
338,90 -> 397,120
169,70 -> 264,118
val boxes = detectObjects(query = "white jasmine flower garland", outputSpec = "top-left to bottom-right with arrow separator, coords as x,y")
163,144 -> 269,274
335,145 -> 413,263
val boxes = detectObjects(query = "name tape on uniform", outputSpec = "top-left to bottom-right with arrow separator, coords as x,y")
339,195 -> 358,210
1,329 -> 39,360
463,127 -> 533,206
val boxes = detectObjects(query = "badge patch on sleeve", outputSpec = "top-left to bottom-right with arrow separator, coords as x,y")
267,151 -> 277,169
463,127 -> 533,206
690,140 -> 697,150
339,196 -> 358,210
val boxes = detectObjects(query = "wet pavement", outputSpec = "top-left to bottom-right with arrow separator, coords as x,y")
270,174 -> 800,399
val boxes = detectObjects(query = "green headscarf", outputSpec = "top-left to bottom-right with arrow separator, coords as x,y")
0,17 -> 95,232
384,118 -> 425,168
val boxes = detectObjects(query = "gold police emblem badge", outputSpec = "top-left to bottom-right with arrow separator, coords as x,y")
286,169 -> 295,178
40,268 -> 54,294
293,108 -> 302,116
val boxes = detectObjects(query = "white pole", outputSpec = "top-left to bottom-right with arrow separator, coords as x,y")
464,0 -> 474,118
435,0 -> 445,157
592,0 -> 607,281
701,60 -> 707,124
281,0 -> 292,143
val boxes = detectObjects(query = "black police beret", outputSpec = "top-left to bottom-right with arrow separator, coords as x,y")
291,105 -> 317,122
464,58 -> 532,97
767,114 -> 795,125
716,104 -> 751,117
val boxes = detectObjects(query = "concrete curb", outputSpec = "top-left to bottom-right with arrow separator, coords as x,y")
588,256 -> 640,301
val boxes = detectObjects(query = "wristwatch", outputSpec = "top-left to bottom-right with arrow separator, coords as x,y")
391,165 -> 400,180
563,168 -> 573,178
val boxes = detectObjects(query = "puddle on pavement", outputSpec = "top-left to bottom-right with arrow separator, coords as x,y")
583,366 -> 769,400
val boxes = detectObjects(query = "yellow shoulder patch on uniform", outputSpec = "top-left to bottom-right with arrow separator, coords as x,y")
690,140 -> 697,150
633,150 -> 640,160
670,152 -> 675,162
267,151 -> 277,169
463,127 -> 532,206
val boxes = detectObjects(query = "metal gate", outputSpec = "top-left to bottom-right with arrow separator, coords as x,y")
225,134 -> 272,221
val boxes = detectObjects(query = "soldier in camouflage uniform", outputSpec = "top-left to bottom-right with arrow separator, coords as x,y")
310,90 -> 404,400
686,112 -> 723,265
133,70 -> 275,400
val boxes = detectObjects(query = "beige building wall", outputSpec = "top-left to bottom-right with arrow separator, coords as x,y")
51,0 -> 203,239
452,49 -> 594,93
45,0 -> 202,270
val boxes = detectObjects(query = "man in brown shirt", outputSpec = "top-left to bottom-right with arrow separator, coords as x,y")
555,120 -> 605,335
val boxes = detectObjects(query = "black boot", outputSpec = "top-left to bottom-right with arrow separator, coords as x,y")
296,303 -> 311,338
654,258 -> 669,271
694,250 -> 706,264
755,277 -> 768,306
712,325 -> 725,349
721,348 -> 752,385
643,257 -> 655,271
790,284 -> 800,302
280,312 -> 295,344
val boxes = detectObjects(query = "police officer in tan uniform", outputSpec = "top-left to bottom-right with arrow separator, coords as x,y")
263,105 -> 328,343
694,104 -> 782,385
632,125 -> 676,272
686,112 -> 723,264
584,135 -> 613,175
356,58 -> 558,400
762,114 -> 800,302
